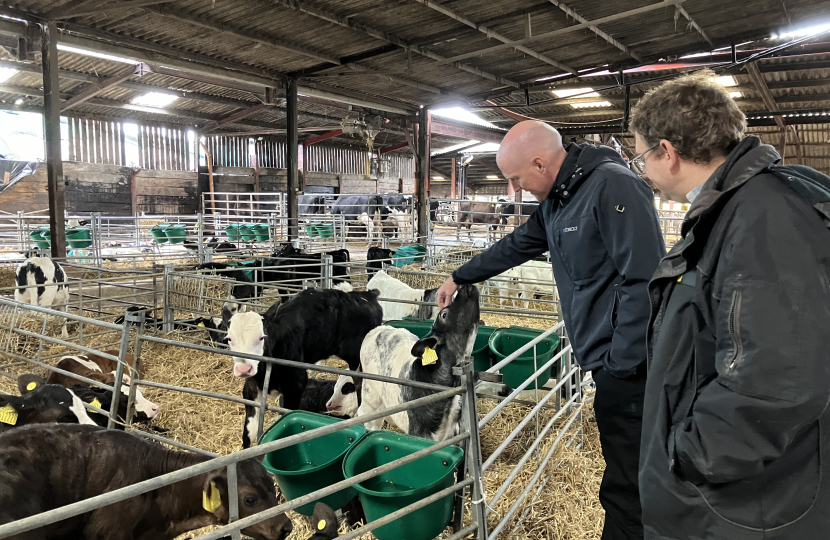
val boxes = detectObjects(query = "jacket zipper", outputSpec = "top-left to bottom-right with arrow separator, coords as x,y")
727,289 -> 742,370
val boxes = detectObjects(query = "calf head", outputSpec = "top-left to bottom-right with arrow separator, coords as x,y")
325,376 -> 361,417
227,312 -> 266,378
411,284 -> 480,365
222,297 -> 248,326
308,503 -> 339,539
202,459 -> 293,540
1,375 -> 97,428
117,373 -> 160,419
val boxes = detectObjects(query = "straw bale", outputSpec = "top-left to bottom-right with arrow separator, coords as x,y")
0,266 -> 15,290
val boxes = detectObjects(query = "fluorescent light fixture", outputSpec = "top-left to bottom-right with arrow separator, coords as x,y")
0,67 -> 17,84
714,75 -> 738,87
14,98 -> 23,105
131,92 -> 178,108
432,176 -> 444,180
729,91 -> 743,99
464,142 -> 501,153
771,22 -> 830,40
571,101 -> 612,109
552,87 -> 599,98
431,107 -> 499,129
57,44 -> 136,64
431,140 -> 480,156
486,175 -> 499,179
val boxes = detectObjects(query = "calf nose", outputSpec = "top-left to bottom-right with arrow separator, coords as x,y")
234,364 -> 254,377
151,404 -> 160,414
326,403 -> 340,412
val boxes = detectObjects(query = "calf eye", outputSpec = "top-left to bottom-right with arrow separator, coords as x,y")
441,312 -> 448,319
244,496 -> 257,507
342,383 -> 355,393
259,336 -> 265,342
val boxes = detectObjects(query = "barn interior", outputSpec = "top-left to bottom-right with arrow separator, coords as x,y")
0,1 -> 829,539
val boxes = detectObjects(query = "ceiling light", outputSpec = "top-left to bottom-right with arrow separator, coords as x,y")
729,91 -> 743,99
486,175 -> 499,179
57,44 -> 136,64
14,98 -> 23,105
432,176 -> 444,180
714,75 -> 738,87
571,101 -> 613,109
430,107 -> 499,129
552,87 -> 599,98
0,67 -> 17,84
771,21 -> 830,40
131,92 -> 178,108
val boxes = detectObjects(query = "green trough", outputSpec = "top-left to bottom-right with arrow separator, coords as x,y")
489,326 -> 560,389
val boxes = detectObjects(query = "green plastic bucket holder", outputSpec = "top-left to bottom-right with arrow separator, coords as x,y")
65,227 -> 92,249
150,224 -> 170,244
252,224 -> 270,241
343,430 -> 464,540
29,228 -> 50,249
261,411 -> 366,516
315,223 -> 334,238
224,224 -> 241,241
473,325 -> 498,371
392,244 -> 427,267
239,224 -> 257,242
489,327 -> 560,389
164,225 -> 186,244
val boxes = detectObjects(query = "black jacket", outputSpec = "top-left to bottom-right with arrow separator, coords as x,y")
452,143 -> 665,376
640,137 -> 830,539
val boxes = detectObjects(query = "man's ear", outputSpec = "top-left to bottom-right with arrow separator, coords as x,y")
410,336 -> 439,359
311,502 -> 339,538
202,471 -> 228,520
17,374 -> 46,395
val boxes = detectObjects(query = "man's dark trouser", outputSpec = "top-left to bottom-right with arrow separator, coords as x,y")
592,363 -> 647,540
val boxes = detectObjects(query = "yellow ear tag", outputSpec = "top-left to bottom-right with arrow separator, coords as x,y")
198,321 -> 205,327
0,403 -> 18,426
317,520 -> 327,531
90,398 -> 101,409
421,346 -> 438,366
203,481 -> 222,513
26,382 -> 37,391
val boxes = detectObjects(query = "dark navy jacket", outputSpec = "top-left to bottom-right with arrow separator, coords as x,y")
452,143 -> 665,376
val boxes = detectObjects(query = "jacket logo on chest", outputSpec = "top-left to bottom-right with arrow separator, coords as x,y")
562,226 -> 578,232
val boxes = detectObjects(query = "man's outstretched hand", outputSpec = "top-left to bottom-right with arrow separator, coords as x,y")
437,277 -> 459,309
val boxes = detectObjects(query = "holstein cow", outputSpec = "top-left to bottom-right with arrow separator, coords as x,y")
358,284 -> 480,441
382,193 -> 409,212
0,425 -> 294,540
197,262 -> 257,323
14,256 -> 70,338
258,246 -> 350,298
227,287 -> 382,447
299,194 -> 328,217
367,270 -> 439,321
46,351 -> 160,421
298,375 -> 361,418
456,201 -> 501,240
332,195 -> 388,242
383,208 -> 412,240
0,379 -> 96,433
365,247 -> 395,277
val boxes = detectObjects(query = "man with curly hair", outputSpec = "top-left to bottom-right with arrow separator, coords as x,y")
631,72 -> 830,540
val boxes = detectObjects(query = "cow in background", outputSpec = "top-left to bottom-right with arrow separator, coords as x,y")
332,195 -> 388,243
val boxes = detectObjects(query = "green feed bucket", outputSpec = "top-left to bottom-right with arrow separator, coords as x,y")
392,244 -> 427,267
343,431 -> 464,540
224,224 -> 241,241
150,224 -> 170,244
305,223 -> 321,238
489,327 -> 560,389
253,224 -> 270,242
164,225 -> 186,244
65,227 -> 92,249
239,224 -> 257,242
473,325 -> 498,371
315,223 -> 334,238
383,318 -> 434,338
29,229 -> 50,249
261,411 -> 366,516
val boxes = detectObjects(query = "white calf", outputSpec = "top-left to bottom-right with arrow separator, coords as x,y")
367,270 -> 438,321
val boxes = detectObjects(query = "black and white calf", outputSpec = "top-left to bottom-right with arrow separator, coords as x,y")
367,270 -> 439,321
366,247 -> 395,277
0,377 -> 96,433
297,375 -> 361,418
358,284 -> 480,441
227,287 -> 382,447
196,262 -> 257,323
14,256 -> 70,338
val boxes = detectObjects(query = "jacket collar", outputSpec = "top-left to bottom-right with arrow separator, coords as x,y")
549,143 -> 626,201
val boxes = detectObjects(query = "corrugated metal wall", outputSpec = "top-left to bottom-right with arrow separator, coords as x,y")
749,124 -> 830,176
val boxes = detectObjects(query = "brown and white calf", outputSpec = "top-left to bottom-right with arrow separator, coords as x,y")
46,351 -> 160,420
0,424 -> 294,540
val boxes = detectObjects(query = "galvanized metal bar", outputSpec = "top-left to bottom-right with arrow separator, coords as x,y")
129,429 -> 219,457
487,322 -> 565,373
460,361 -> 489,540
107,312 -> 133,429
257,362 -> 273,441
125,310 -> 146,426
135,379 -> 288,414
226,463 -> 242,540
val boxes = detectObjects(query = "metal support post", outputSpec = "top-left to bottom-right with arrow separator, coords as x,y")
162,264 -> 174,333
457,360 -> 488,539
125,309 -> 146,427
416,109 -> 430,245
109,314 -> 133,429
196,213 -> 204,264
286,78 -> 299,241
226,463 -> 242,540
16,211 -> 25,252
321,254 -> 333,289
41,21 -> 67,258
257,362 -> 273,443
339,214 -> 346,249
381,236 -> 389,250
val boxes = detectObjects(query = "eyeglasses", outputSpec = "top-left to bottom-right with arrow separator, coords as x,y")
629,144 -> 660,173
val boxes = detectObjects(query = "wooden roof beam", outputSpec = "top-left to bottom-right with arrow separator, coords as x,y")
266,0 -> 520,89
546,0 -> 642,62
672,4 -> 714,48
47,0 -> 173,20
202,103 -> 272,134
411,0 -> 579,76
746,61 -> 785,130
60,63 -> 137,112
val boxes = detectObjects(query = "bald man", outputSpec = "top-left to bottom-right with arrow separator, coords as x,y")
437,121 -> 665,540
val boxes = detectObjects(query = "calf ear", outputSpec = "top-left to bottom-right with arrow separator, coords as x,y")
17,374 -> 46,395
311,502 -> 339,538
410,336 -> 439,359
201,471 -> 228,519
